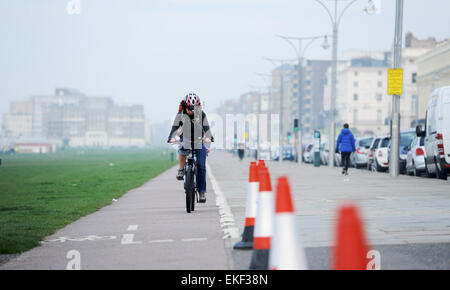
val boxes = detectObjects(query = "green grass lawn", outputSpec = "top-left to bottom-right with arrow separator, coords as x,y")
0,148 -> 176,254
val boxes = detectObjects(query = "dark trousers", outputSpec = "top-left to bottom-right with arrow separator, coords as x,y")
195,145 -> 207,193
341,152 -> 351,171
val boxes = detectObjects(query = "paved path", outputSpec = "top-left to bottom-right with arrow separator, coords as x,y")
1,167 -> 229,270
207,151 -> 450,270
2,151 -> 449,270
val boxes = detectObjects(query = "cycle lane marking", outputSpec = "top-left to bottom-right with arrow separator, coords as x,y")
206,162 -> 240,239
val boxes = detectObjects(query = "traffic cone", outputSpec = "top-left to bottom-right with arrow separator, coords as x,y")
258,159 -> 266,168
249,166 -> 274,270
233,162 -> 259,250
269,177 -> 308,270
332,204 -> 369,270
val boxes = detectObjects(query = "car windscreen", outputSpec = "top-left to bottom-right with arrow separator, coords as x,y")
380,138 -> 390,148
400,132 -> 416,148
359,138 -> 373,148
371,138 -> 380,149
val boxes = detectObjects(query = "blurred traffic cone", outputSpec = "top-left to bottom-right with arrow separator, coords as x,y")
332,204 -> 369,270
258,159 -> 266,168
269,177 -> 308,270
233,162 -> 259,250
249,166 -> 274,270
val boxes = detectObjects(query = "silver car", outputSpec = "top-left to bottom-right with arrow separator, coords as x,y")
406,136 -> 426,176
352,137 -> 374,168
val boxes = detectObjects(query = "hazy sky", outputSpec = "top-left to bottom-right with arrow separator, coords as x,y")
1,0 -> 449,127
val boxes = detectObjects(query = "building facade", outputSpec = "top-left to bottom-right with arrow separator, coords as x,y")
417,39 -> 450,118
1,88 -> 150,149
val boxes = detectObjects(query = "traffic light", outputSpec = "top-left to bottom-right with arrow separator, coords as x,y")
294,119 -> 299,132
234,133 -> 238,143
287,132 -> 292,140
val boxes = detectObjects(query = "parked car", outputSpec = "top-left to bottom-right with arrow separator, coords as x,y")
416,86 -> 450,180
367,136 -> 390,172
352,137 -> 374,168
303,143 -> 313,163
367,137 -> 381,170
273,145 -> 296,161
320,142 -> 329,165
399,129 -> 417,174
406,136 -> 425,176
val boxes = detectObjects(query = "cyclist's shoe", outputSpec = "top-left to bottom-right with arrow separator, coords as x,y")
199,192 -> 206,203
176,168 -> 184,180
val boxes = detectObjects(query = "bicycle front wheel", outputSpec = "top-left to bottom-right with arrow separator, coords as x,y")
185,166 -> 194,213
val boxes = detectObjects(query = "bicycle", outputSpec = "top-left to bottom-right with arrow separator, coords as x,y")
169,139 -> 211,213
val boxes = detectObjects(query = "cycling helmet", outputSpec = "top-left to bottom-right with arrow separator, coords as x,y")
184,93 -> 201,108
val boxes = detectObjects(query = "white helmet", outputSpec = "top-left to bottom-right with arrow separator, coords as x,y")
184,92 -> 201,108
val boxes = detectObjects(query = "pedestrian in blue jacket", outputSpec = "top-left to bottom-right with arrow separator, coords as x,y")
335,123 -> 356,175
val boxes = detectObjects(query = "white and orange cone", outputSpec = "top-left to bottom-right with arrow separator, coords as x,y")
249,166 -> 274,270
269,177 -> 308,270
332,204 -> 369,270
233,162 -> 259,250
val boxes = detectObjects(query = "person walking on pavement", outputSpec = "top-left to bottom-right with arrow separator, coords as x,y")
335,123 -> 356,175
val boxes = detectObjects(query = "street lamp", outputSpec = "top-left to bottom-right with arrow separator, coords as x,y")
264,57 -> 296,163
314,0 -> 358,168
276,34 -> 331,164
389,0 -> 404,177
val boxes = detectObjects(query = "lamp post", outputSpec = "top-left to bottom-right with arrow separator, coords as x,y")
264,58 -> 296,163
314,0 -> 357,168
276,34 -> 330,164
390,0 -> 404,177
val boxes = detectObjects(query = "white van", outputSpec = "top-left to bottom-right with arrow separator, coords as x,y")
416,86 -> 450,180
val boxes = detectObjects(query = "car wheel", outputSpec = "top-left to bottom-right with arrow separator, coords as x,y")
371,161 -> 377,172
412,161 -> 417,176
435,158 -> 448,180
425,160 -> 436,178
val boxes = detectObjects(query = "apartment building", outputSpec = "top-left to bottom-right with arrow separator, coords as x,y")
1,88 -> 150,149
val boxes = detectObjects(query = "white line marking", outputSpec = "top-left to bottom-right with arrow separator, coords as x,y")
206,162 -> 240,239
121,234 -> 142,245
181,238 -> 208,242
149,239 -> 174,243
127,225 -> 138,231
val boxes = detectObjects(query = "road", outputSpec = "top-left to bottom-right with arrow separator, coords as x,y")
1,151 -> 449,270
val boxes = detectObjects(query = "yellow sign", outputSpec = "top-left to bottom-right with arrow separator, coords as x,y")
388,68 -> 403,95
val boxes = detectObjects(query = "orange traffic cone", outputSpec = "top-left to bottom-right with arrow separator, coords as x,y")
269,177 -> 308,270
249,166 -> 274,270
332,204 -> 369,270
258,159 -> 266,168
233,162 -> 259,250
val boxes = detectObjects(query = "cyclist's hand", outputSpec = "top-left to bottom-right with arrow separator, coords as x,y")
204,138 -> 212,143
206,148 -> 210,153
168,138 -> 176,143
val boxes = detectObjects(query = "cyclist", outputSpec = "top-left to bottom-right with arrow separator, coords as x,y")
167,93 -> 213,203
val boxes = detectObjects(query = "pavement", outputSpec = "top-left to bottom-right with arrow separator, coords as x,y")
2,150 -> 450,270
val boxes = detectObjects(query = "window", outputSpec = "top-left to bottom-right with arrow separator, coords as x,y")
412,73 -> 417,84
377,110 -> 382,124
353,109 -> 358,125
353,94 -> 359,101
354,71 -> 358,76
377,81 -> 383,88
378,71 -> 382,76
376,93 -> 382,101
354,81 -> 359,87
